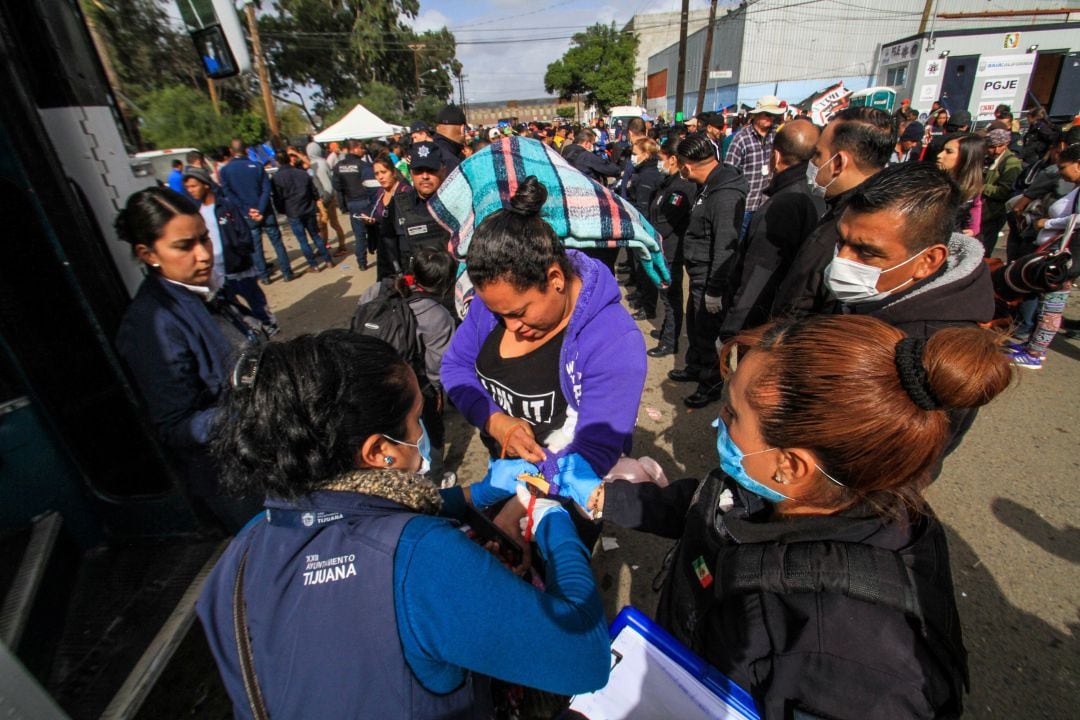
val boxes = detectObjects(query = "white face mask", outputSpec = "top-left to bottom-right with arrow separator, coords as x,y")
806,153 -> 839,198
823,246 -> 928,304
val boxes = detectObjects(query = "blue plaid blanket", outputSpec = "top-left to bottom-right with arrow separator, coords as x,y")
428,136 -> 670,287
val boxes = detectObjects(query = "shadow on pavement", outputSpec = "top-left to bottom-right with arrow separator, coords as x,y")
273,276 -> 356,339
991,497 -> 1080,564
945,524 -> 1078,718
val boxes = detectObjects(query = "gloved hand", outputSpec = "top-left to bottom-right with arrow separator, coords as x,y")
468,458 -> 539,508
548,453 -> 603,514
515,486 -> 567,541
704,294 -> 723,314
635,246 -> 671,289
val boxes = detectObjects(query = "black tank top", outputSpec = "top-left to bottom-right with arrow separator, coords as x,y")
474,324 -> 569,449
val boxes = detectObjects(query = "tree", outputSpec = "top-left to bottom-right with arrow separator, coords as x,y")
556,106 -> 576,119
139,85 -> 234,149
545,24 -> 638,115
258,0 -> 460,112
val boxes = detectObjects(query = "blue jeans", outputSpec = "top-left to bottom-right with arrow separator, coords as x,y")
245,213 -> 292,281
346,199 -> 371,269
225,276 -> 273,325
739,210 -> 755,243
287,213 -> 333,268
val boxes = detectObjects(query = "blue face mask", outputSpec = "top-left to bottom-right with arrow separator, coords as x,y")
384,420 -> 432,475
712,417 -> 788,503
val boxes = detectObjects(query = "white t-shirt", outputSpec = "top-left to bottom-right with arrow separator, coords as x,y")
200,202 -> 227,288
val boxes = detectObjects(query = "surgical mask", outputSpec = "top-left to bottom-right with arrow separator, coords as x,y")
823,246 -> 927,305
657,160 -> 671,175
384,420 -> 431,475
712,418 -> 788,503
806,153 -> 839,198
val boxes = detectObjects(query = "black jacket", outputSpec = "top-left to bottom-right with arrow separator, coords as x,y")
332,154 -> 379,206
563,143 -> 622,184
771,182 -> 863,317
433,133 -> 464,173
682,162 -> 749,295
625,161 -> 663,218
270,164 -> 318,218
208,196 -> 256,275
648,173 -> 697,264
1019,119 -> 1057,165
604,472 -> 968,720
721,162 -> 826,336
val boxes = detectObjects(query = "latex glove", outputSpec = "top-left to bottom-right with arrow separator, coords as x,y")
704,294 -> 723,314
515,486 -> 567,541
548,453 -> 603,512
469,458 -> 539,509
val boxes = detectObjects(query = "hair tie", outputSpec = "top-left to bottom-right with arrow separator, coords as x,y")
894,337 -> 940,411
231,350 -> 262,390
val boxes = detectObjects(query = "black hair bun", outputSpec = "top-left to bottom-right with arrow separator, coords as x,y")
509,176 -> 547,216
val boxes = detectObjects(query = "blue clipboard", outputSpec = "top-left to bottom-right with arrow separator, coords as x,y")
569,606 -> 760,719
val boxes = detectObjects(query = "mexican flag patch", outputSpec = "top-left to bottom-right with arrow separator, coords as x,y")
692,555 -> 713,589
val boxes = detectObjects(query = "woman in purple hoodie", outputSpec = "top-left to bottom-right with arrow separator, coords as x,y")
441,177 -> 646,541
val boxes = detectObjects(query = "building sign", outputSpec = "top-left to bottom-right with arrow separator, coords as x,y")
708,70 -> 733,80
977,54 -> 1036,78
974,54 -> 1035,107
924,60 -> 943,78
918,84 -> 938,102
1003,32 -> 1021,49
977,102 -> 998,121
880,40 -> 921,66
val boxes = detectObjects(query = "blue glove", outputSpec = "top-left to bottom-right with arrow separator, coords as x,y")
468,458 -> 538,508
636,246 -> 671,289
548,453 -> 603,511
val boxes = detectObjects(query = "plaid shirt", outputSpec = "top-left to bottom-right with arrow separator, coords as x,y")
724,125 -> 776,211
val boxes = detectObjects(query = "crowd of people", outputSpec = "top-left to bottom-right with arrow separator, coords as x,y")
109,93 -> 1079,718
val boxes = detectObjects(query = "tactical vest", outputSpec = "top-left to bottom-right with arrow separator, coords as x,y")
395,191 -> 450,269
224,493 -> 491,719
655,472 -> 968,719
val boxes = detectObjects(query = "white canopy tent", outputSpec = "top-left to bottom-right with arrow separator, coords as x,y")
313,103 -> 401,142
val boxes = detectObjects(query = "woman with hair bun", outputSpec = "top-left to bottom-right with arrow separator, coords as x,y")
441,175 -> 646,548
500,314 -> 1013,718
114,186 -> 267,530
197,331 -> 609,717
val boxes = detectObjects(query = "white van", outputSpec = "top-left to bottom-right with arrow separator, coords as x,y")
133,148 -> 199,185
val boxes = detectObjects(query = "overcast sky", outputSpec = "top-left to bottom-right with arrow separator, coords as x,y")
407,0 -> 713,105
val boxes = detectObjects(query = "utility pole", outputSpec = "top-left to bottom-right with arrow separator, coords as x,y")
244,2 -> 280,145
674,0 -> 690,120
917,0 -> 935,34
694,0 -> 719,116
408,43 -> 424,97
207,77 -> 221,117
457,73 -> 468,115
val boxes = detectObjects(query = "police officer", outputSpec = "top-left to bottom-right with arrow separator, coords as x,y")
388,141 -> 451,274
332,139 -> 381,270
433,104 -> 468,172
647,137 -> 697,358
667,133 -> 748,408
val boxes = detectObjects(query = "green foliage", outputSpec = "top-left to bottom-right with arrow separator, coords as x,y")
545,23 -> 638,115
556,105 -> 576,119
412,96 -> 444,126
139,85 -> 233,149
259,0 -> 460,112
278,105 -> 313,138
359,82 -> 406,125
231,110 -> 269,147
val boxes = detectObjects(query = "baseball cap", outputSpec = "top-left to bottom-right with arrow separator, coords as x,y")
899,122 -> 924,143
410,120 -> 432,134
181,165 -> 213,186
705,112 -> 726,129
947,110 -> 972,128
436,104 -> 467,125
751,95 -> 786,115
488,128 -> 502,141
410,141 -> 442,171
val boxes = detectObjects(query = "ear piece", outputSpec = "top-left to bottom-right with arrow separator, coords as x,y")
384,456 -> 394,465
773,471 -> 786,485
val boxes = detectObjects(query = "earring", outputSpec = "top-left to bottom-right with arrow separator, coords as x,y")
384,456 -> 394,465
151,263 -> 161,268
555,284 -> 564,292
773,471 -> 786,484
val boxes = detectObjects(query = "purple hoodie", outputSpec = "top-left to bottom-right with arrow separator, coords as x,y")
442,250 -> 646,479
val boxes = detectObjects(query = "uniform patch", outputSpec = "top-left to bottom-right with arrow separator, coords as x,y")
668,193 -> 685,207
407,224 -> 428,236
692,555 -> 713,589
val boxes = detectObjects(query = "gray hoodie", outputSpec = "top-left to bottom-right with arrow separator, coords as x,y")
306,141 -> 334,203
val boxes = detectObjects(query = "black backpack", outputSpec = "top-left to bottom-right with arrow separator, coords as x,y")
350,279 -> 431,393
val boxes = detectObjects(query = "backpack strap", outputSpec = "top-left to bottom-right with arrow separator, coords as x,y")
717,541 -> 922,622
234,547 -> 271,720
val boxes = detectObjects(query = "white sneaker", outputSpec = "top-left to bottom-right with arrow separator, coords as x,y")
439,472 -> 458,490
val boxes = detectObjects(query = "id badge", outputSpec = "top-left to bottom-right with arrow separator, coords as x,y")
761,163 -> 769,176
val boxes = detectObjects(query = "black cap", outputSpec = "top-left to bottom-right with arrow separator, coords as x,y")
705,112 -> 725,129
410,141 -> 442,172
947,110 -> 971,128
410,120 -> 432,134
436,104 -> 467,125
181,165 -> 213,186
899,121 -> 924,142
